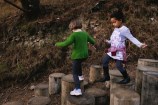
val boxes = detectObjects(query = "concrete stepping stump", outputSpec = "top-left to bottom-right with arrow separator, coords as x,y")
27,96 -> 51,105
61,74 -> 84,105
135,65 -> 158,94
109,69 -> 123,80
66,94 -> 95,105
49,73 -> 65,95
2,101 -> 24,105
141,72 -> 158,105
83,80 -> 89,89
110,88 -> 140,105
85,88 -> 109,105
138,59 -> 158,67
89,65 -> 102,83
110,77 -> 134,91
34,83 -> 49,97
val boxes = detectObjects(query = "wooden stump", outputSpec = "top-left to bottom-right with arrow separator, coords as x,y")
27,96 -> 51,105
89,65 -> 102,83
49,73 -> 65,95
141,72 -> 158,105
66,94 -> 95,105
61,74 -> 84,105
135,65 -> 158,95
110,88 -> 140,105
2,101 -> 24,105
34,83 -> 49,97
110,77 -> 134,91
109,69 -> 123,80
83,80 -> 89,89
138,59 -> 158,67
85,88 -> 109,105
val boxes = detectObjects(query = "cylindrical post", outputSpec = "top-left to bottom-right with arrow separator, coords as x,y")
141,72 -> 158,105
110,77 -> 134,91
27,96 -> 51,105
66,94 -> 95,105
138,59 -> 158,67
89,65 -> 102,83
85,88 -> 109,105
49,73 -> 65,95
110,88 -> 140,105
34,83 -> 49,97
2,101 -> 24,105
135,65 -> 158,94
109,69 -> 122,80
61,74 -> 84,105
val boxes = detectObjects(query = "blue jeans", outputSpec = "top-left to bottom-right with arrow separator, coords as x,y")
103,54 -> 128,79
72,59 -> 85,89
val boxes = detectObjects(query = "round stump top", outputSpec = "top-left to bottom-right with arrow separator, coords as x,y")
83,81 -> 89,86
113,88 -> 140,99
85,88 -> 107,97
137,65 -> 158,72
90,65 -> 102,69
62,74 -> 74,82
49,73 -> 65,78
138,59 -> 158,67
143,71 -> 158,78
2,101 -> 24,105
109,69 -> 122,77
35,83 -> 48,89
27,96 -> 51,105
138,59 -> 158,63
67,94 -> 95,105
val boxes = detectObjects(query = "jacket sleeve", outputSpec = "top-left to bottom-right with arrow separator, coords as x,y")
123,29 -> 143,47
55,34 -> 74,47
87,35 -> 95,45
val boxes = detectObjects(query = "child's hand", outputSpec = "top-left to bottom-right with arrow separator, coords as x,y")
88,44 -> 96,51
140,43 -> 147,48
105,39 -> 109,43
104,39 -> 110,44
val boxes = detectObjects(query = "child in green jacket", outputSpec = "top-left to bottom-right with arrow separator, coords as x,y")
55,19 -> 95,96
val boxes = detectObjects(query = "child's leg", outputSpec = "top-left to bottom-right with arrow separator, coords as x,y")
72,59 -> 82,89
77,60 -> 82,76
102,54 -> 111,81
116,60 -> 130,84
77,58 -> 86,76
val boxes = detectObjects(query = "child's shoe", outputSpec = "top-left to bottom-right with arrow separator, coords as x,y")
78,75 -> 84,81
119,76 -> 130,84
70,88 -> 82,96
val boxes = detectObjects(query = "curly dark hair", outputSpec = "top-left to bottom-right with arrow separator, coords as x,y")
110,9 -> 125,23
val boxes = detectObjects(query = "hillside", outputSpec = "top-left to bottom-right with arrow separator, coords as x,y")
0,0 -> 158,104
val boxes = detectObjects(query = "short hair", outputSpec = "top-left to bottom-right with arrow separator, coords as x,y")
110,9 -> 125,23
69,19 -> 82,30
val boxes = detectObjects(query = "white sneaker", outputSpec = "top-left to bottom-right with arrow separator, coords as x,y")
78,75 -> 84,81
70,89 -> 82,96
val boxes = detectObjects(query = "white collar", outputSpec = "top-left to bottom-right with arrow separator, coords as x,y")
73,29 -> 82,32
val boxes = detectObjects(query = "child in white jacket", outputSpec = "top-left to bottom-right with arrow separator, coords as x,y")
102,10 -> 147,84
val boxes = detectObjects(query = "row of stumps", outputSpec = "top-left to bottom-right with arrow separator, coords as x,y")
2,59 -> 158,105
110,59 -> 158,105
135,59 -> 158,105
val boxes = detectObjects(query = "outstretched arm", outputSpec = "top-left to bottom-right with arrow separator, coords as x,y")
87,35 -> 95,45
124,29 -> 146,48
55,34 -> 74,47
